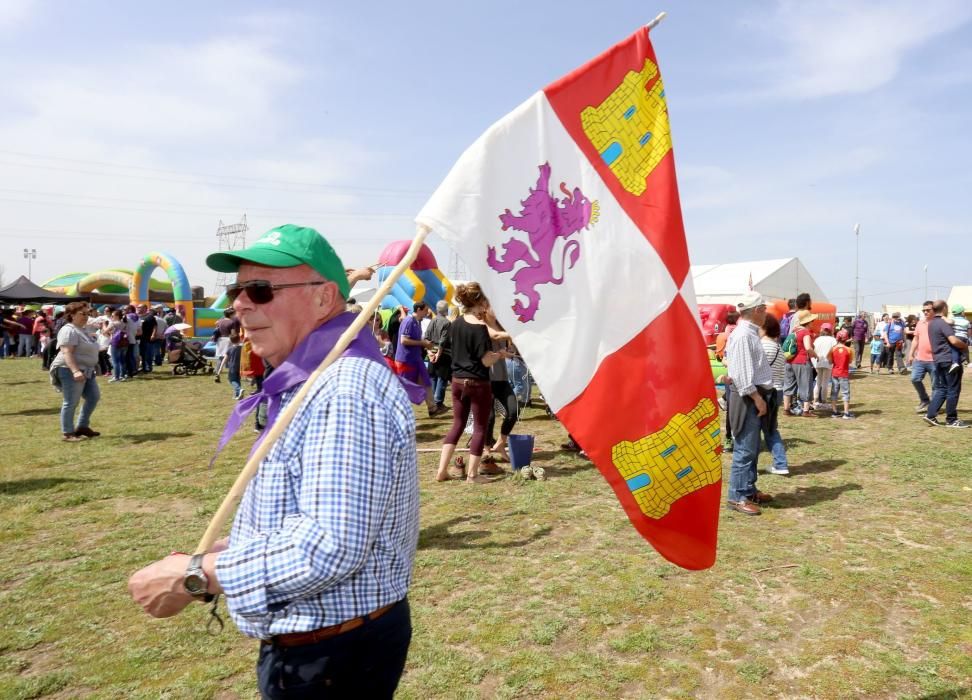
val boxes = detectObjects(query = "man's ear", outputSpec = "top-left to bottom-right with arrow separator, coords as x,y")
315,280 -> 342,312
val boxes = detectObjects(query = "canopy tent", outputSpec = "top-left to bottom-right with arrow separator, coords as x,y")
0,275 -> 88,304
690,258 -> 828,305
948,286 -> 972,316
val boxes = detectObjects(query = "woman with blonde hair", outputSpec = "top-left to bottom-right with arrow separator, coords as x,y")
436,283 -> 511,483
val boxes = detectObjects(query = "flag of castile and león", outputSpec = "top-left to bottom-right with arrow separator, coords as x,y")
417,26 -> 721,569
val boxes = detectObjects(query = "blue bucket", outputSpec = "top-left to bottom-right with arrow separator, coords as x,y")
508,434 -> 535,471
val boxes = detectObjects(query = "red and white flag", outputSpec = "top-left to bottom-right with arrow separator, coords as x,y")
417,27 -> 721,569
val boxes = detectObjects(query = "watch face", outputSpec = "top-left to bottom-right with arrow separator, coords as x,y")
184,574 -> 207,595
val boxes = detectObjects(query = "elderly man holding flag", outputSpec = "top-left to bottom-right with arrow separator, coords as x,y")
129,225 -> 420,699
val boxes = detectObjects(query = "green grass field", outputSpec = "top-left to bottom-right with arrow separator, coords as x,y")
1,359 -> 970,699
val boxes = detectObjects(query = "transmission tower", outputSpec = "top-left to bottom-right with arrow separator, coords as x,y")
213,214 -> 248,294
448,249 -> 468,282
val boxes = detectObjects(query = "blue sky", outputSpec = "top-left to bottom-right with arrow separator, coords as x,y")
0,0 -> 969,308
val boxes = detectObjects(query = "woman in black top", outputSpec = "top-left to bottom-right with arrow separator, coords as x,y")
436,283 -> 511,483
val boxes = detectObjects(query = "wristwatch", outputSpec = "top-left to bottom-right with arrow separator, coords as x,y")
183,553 -> 214,602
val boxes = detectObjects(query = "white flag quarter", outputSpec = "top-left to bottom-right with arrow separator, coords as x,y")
417,92 -> 679,412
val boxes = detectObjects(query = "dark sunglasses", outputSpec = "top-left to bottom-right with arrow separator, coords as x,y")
922,308 -> 933,313
226,280 -> 326,305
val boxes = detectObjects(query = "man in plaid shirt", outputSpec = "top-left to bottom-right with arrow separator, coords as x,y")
130,225 -> 420,698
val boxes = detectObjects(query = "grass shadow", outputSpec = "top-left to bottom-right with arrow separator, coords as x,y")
415,430 -> 445,443
2,406 -> 60,416
794,459 -> 847,475
0,477 -> 88,495
117,432 -> 194,444
4,380 -> 45,386
852,409 -> 883,416
771,483 -> 863,509
518,413 -> 555,422
419,514 -> 552,550
785,437 -> 816,446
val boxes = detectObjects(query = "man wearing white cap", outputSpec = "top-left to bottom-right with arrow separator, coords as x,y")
724,291 -> 776,515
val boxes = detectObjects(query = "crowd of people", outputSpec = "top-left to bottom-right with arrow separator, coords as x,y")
718,292 -> 969,516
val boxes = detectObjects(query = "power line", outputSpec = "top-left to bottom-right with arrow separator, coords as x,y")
0,152 -> 428,198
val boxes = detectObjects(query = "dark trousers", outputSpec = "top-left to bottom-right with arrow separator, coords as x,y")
98,349 -> 111,375
139,338 -> 154,372
486,379 -> 519,444
443,378 -> 492,456
257,598 -> 411,700
854,339 -> 865,367
126,344 -> 138,377
927,362 -> 962,423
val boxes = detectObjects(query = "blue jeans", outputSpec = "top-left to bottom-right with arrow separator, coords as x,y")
911,360 -> 935,404
927,362 -> 962,423
728,399 -> 761,502
762,427 -> 787,469
110,346 -> 126,380
229,369 -> 242,396
139,339 -> 154,372
18,333 -> 34,357
57,368 -> 100,434
432,375 -> 449,405
507,356 -> 531,405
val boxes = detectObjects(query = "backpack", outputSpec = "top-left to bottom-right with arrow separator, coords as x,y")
781,331 -> 799,361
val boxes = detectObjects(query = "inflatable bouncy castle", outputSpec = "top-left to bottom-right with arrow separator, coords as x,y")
375,241 -> 454,310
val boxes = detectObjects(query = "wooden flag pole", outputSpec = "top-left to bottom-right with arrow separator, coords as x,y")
193,224 -> 432,555
646,11 -> 667,30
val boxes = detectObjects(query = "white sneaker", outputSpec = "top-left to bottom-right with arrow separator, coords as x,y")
108,378 -> 118,383
769,466 -> 790,475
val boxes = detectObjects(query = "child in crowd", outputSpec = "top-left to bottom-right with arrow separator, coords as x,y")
812,323 -> 837,409
379,330 -> 393,358
949,305 -> 970,373
869,336 -> 883,373
96,321 -> 113,376
225,329 -> 243,400
828,330 -> 855,419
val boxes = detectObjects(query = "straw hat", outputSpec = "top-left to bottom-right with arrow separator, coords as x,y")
795,309 -> 818,326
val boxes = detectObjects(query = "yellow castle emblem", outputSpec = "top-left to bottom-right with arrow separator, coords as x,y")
612,398 -> 721,519
580,57 -> 673,196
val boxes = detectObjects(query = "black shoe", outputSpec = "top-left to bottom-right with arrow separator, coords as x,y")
922,415 -> 941,427
945,419 -> 969,429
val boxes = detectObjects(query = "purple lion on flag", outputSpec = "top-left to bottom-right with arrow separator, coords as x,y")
487,162 -> 599,322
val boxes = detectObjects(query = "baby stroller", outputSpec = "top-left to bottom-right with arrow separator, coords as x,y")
166,332 -> 213,375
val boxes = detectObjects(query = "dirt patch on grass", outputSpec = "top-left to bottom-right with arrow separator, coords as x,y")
109,496 -> 196,518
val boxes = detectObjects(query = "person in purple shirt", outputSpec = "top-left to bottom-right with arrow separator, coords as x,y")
851,312 -> 870,369
394,302 -> 443,417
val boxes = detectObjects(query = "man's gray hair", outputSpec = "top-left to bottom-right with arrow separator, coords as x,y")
435,300 -> 449,316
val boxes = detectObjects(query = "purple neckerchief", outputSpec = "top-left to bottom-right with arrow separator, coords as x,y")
211,312 -> 425,467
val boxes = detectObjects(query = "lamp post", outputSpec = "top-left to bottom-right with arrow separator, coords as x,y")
923,265 -> 928,301
23,248 -> 36,279
853,224 -> 861,315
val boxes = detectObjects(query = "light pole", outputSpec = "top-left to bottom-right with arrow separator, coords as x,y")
23,248 -> 36,279
854,224 -> 861,314
923,265 -> 928,301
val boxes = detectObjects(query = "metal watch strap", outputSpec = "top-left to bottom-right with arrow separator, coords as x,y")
185,553 -> 214,602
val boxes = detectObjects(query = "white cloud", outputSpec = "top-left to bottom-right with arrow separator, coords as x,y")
748,0 -> 972,99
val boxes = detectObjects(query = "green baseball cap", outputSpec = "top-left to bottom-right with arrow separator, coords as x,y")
206,224 -> 350,299
952,304 -> 966,315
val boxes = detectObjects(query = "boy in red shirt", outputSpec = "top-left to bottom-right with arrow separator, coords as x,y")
828,330 -> 855,419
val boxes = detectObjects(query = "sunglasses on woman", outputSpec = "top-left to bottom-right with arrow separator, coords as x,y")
225,280 -> 326,305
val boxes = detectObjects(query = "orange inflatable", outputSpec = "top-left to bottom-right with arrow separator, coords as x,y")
766,299 -> 837,335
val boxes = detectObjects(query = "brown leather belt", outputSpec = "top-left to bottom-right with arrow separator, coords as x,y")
268,601 -> 398,648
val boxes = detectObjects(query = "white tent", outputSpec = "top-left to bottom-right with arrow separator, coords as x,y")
947,286 -> 972,315
691,258 -> 828,305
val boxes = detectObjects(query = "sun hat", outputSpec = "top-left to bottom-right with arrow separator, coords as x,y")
795,309 -> 818,326
952,304 -> 966,315
206,224 -> 350,299
736,290 -> 766,311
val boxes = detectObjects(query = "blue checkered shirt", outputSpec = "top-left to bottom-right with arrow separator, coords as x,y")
215,357 -> 419,640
